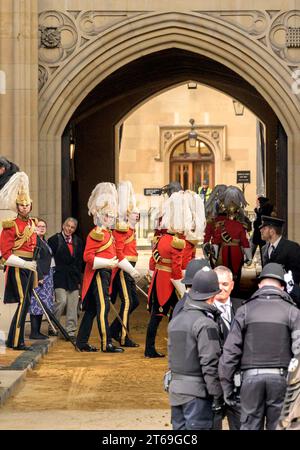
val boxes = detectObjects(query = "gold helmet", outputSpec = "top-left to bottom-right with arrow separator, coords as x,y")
16,187 -> 32,206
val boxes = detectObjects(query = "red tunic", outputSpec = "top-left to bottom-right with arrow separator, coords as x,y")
182,240 -> 197,269
148,233 -> 184,306
113,228 -> 138,263
81,227 -> 116,301
203,215 -> 225,244
0,216 -> 38,304
0,217 -> 37,262
110,227 -> 138,289
214,218 -> 250,276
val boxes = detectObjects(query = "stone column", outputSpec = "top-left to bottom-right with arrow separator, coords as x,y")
0,0 -> 39,214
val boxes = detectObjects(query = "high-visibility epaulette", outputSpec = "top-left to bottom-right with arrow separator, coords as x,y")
89,228 -> 104,241
171,236 -> 186,250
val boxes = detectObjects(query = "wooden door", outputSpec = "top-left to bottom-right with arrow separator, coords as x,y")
171,162 -> 193,190
193,162 -> 214,191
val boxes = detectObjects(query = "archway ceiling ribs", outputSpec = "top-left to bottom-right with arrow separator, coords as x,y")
38,8 -> 300,92
38,10 -> 300,138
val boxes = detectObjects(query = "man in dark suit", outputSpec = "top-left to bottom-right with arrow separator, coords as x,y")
260,216 -> 300,306
213,265 -> 243,430
48,217 -> 83,339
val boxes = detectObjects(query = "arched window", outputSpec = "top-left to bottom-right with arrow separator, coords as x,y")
170,139 -> 214,191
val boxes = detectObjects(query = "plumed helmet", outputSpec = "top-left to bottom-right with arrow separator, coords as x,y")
0,171 -> 30,211
16,187 -> 32,206
182,258 -> 211,285
189,267 -> 221,301
258,262 -> 286,286
117,180 -> 139,227
87,182 -> 118,225
183,190 -> 206,242
161,181 -> 183,197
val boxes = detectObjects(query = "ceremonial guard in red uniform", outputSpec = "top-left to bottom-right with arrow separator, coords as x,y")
76,183 -> 123,353
214,187 -> 252,287
0,188 -> 38,350
110,181 -> 140,347
202,185 -> 227,267
203,186 -> 251,283
145,191 -> 186,358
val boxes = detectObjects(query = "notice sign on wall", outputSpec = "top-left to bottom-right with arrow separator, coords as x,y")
144,188 -> 162,196
236,170 -> 251,184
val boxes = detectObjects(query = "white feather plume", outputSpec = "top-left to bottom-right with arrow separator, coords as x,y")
184,190 -> 206,241
0,171 -> 29,211
118,180 -> 138,223
168,191 -> 185,232
87,182 -> 118,224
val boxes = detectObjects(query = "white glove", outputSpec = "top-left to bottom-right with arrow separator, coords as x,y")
171,279 -> 186,298
23,260 -> 37,271
5,254 -> 37,271
284,270 -> 294,294
118,258 -> 140,280
148,270 -> 154,278
130,268 -> 141,281
243,247 -> 252,262
93,256 -> 119,270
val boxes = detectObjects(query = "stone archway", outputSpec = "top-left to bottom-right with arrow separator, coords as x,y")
38,11 -> 300,238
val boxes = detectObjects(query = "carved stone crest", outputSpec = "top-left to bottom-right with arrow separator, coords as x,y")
40,27 -> 61,48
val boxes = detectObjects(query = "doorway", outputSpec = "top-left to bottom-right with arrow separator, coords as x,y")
170,139 -> 214,192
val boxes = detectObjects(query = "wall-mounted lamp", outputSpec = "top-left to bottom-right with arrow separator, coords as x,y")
69,126 -> 75,160
188,118 -> 198,147
187,81 -> 197,89
232,99 -> 245,116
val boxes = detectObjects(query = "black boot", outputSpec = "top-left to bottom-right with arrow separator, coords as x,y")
102,342 -> 124,353
29,315 -> 48,340
144,313 -> 165,357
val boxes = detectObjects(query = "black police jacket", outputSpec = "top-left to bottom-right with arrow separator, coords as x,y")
219,285 -> 300,396
168,297 -> 223,399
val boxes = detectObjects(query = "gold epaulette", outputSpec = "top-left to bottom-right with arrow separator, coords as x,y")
2,219 -> 15,229
186,239 -> 199,246
115,221 -> 129,232
171,236 -> 186,250
31,217 -> 39,226
89,228 -> 104,241
151,236 -> 159,246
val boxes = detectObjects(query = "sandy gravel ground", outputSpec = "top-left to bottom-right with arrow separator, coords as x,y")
0,296 -> 172,430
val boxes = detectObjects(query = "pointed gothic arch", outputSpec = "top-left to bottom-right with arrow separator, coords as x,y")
38,11 -> 300,237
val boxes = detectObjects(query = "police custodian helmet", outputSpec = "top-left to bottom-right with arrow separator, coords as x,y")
182,258 -> 211,285
189,267 -> 221,301
258,262 -> 286,286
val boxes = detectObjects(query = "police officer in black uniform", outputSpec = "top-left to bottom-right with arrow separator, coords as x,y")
172,258 -> 211,319
167,268 -> 223,430
219,262 -> 300,430
260,215 -> 300,306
